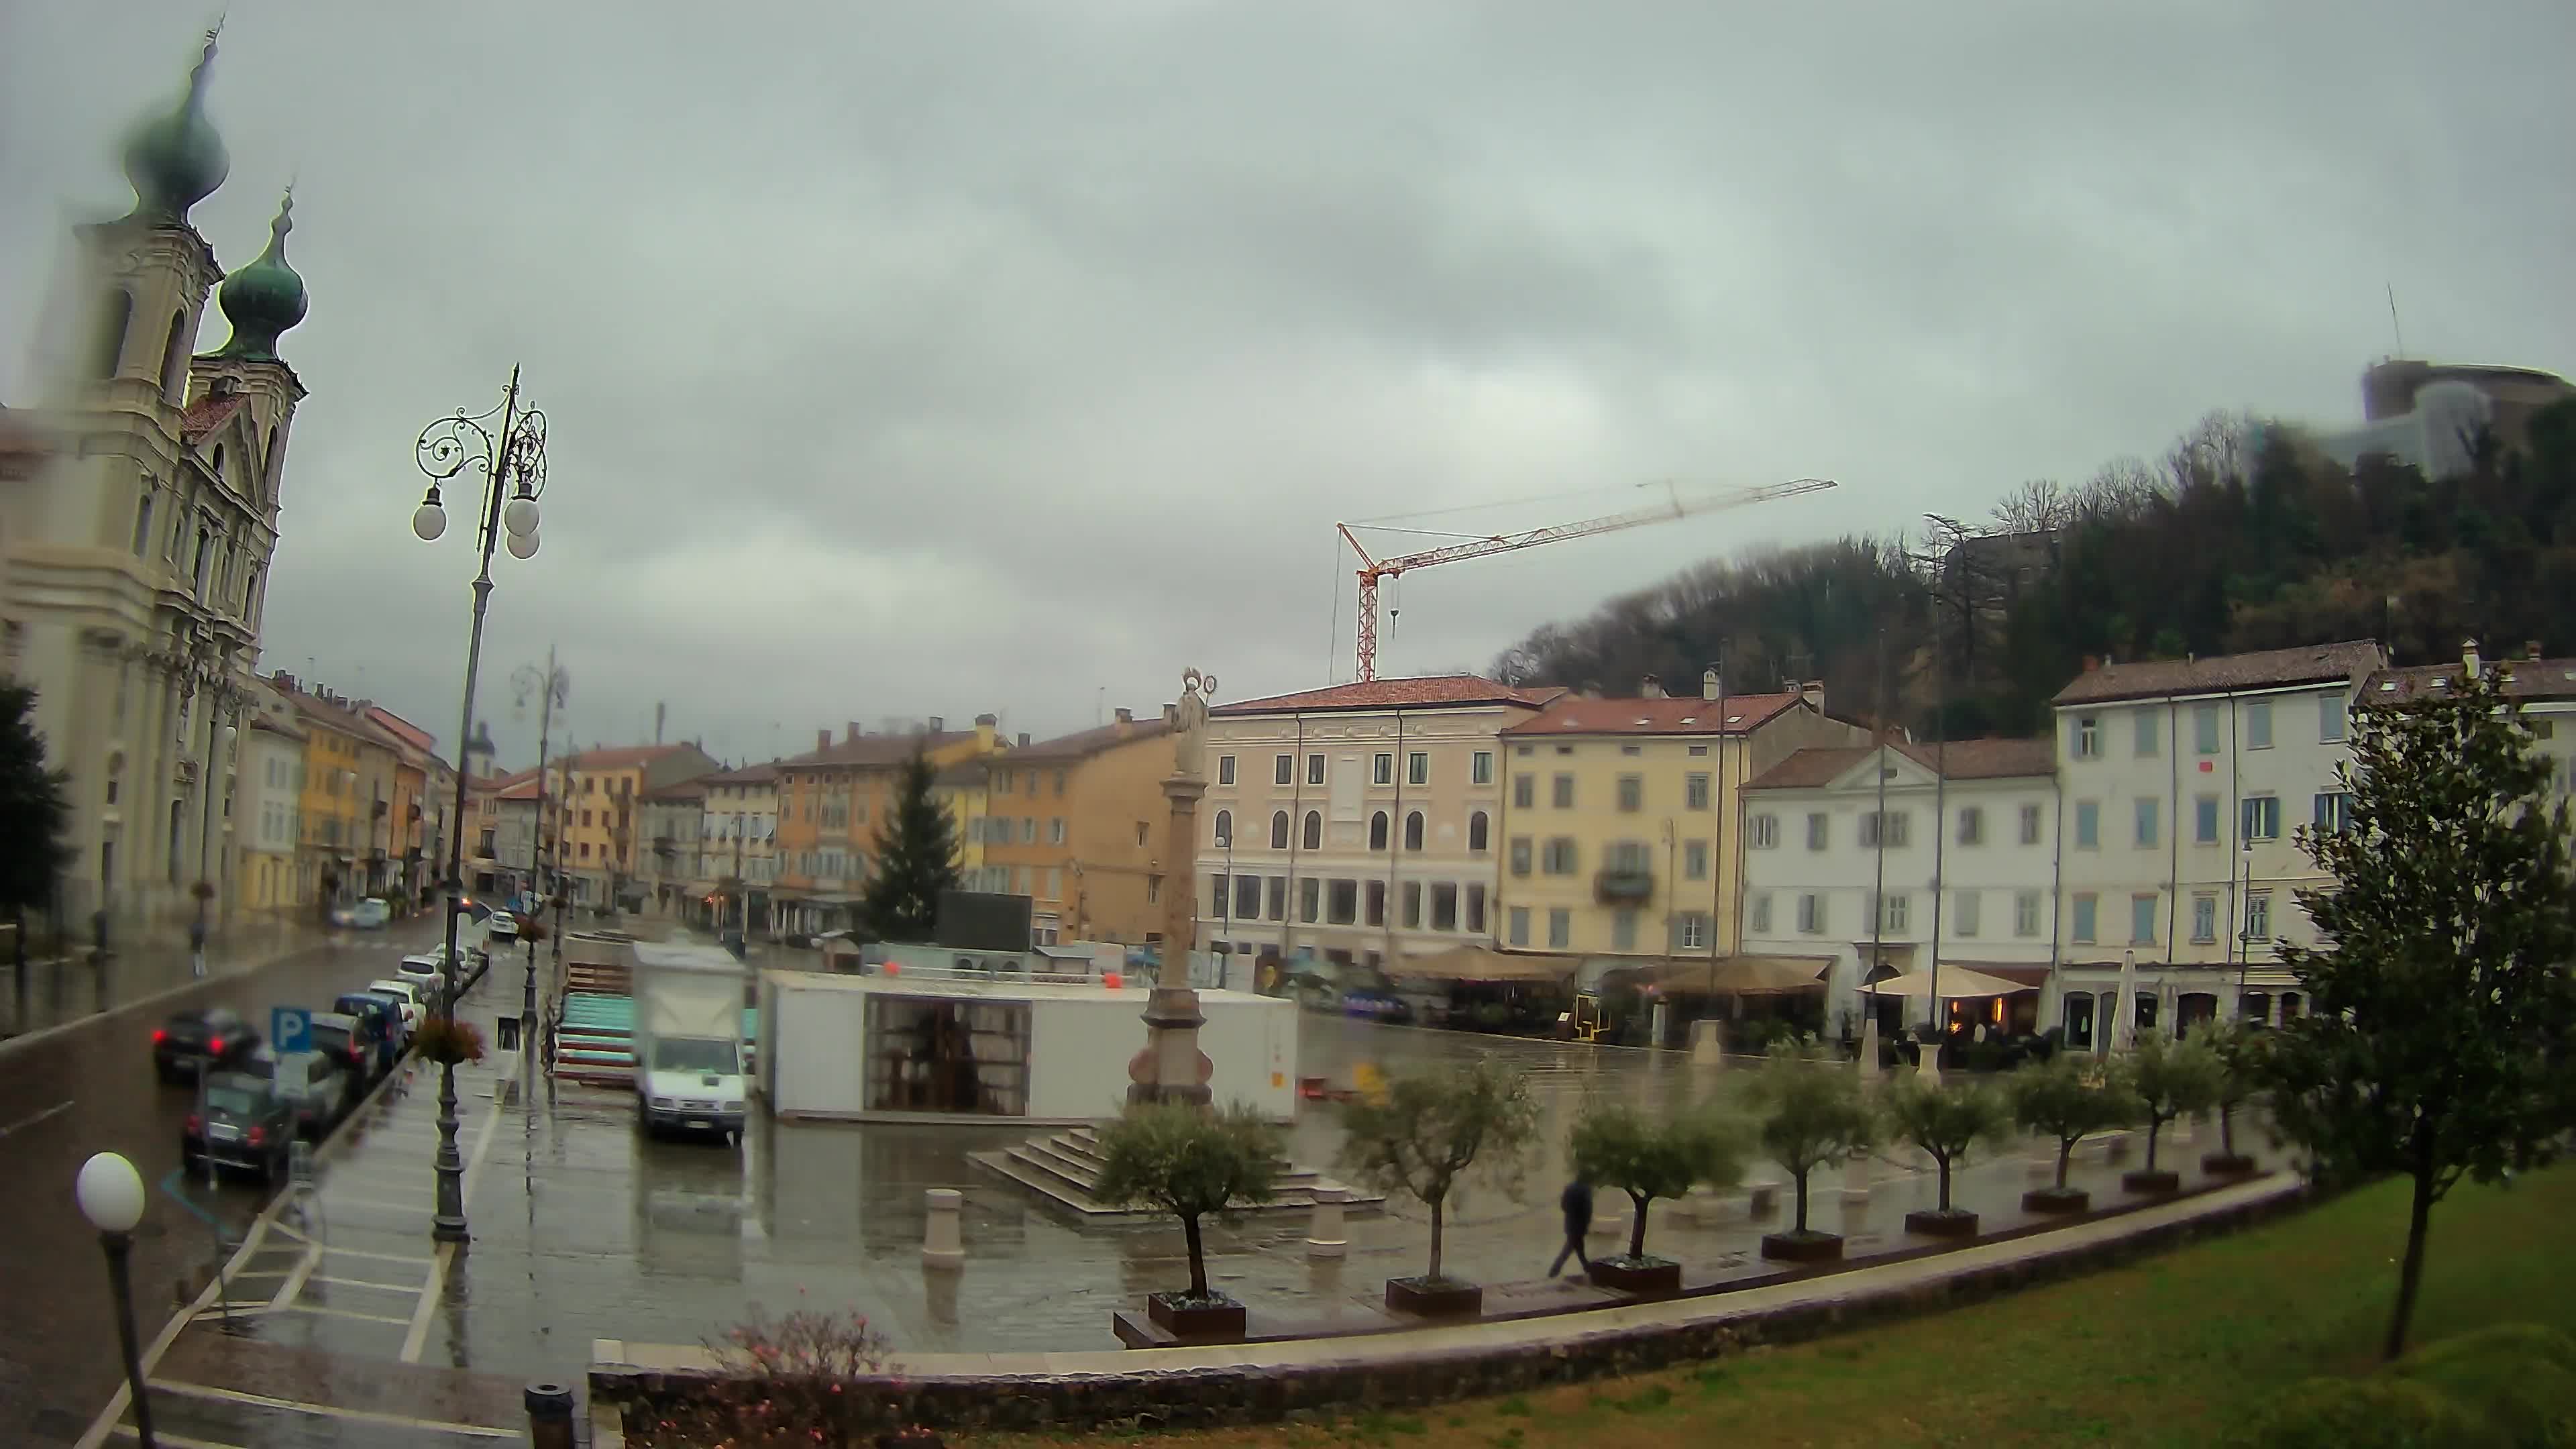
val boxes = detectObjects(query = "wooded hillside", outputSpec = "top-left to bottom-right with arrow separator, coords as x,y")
1491,400 -> 2576,739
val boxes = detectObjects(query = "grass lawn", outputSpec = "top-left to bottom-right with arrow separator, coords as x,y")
961,1164 -> 2575,1449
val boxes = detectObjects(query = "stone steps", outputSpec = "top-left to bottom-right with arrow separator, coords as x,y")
970,1126 -> 1385,1222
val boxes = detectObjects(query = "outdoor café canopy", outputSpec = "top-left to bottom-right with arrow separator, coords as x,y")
1642,955 -> 1833,996
1394,944 -> 1578,984
1864,965 -> 2035,1000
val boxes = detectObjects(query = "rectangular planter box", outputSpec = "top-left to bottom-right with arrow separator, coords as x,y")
1903,1208 -> 1980,1239
1385,1276 -> 1484,1317
1144,1292 -> 1245,1341
2022,1186 -> 2090,1214
2202,1152 -> 2259,1177
1587,1257 -> 1682,1295
2122,1169 -> 2182,1196
1759,1230 -> 1844,1264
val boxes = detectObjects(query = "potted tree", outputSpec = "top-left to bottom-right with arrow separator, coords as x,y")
1881,1071 -> 2013,1238
1568,1098 -> 1748,1295
2190,1018 -> 2266,1175
1747,1038 -> 1879,1263
1339,1056 -> 1538,1316
2009,1053 -> 2138,1214
2122,1028 -> 2224,1195
1090,1101 -> 1281,1341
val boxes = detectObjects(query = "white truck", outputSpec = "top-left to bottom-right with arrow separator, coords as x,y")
630,942 -> 750,1146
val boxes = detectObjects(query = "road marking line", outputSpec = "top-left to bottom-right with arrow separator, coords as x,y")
146,1380 -> 519,1438
313,1273 -> 420,1293
269,1236 -> 322,1310
280,1302 -> 415,1326
109,1427 -> 246,1449
398,1240 -> 455,1362
319,1243 -> 433,1264
0,1098 -> 73,1137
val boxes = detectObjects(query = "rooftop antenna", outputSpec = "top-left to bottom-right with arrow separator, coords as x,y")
2386,283 -> 2407,358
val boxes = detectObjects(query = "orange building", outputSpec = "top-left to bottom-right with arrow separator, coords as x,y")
770,715 -> 1002,938
957,708 -> 1173,946
553,743 -> 720,910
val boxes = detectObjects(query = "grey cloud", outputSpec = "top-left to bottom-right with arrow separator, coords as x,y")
5,1 -> 2571,769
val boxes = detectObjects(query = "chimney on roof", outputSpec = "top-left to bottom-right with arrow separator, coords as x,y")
2082,655 -> 2101,674
1640,674 -> 1665,698
1801,680 -> 1825,712
846,720 -> 861,743
1017,732 -> 1031,748
1701,669 -> 1721,702
273,671 -> 296,694
928,716 -> 945,733
817,729 -> 831,751
1113,706 -> 1134,737
2463,638 -> 2482,678
975,712 -> 998,727
654,702 -> 665,745
2528,640 -> 2544,661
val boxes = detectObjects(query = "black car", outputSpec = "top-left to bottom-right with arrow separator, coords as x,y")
307,1010 -> 391,1085
154,1007 -> 260,1083
182,1072 -> 296,1182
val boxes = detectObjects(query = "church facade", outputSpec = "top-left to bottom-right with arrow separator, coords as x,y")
2,31 -> 313,940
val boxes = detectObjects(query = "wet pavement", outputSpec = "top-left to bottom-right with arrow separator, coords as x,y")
61,941 -> 2283,1446
0,914 -> 456,1445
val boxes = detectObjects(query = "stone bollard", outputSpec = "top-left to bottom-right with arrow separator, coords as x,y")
1838,1148 -> 1872,1211
921,1187 -> 965,1269
1745,1175 -> 1782,1220
525,1382 -> 576,1449
1305,1186 -> 1348,1260
1689,1018 -> 1724,1067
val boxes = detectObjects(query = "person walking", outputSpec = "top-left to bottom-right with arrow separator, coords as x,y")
1548,1177 -> 1595,1277
187,916 -> 208,979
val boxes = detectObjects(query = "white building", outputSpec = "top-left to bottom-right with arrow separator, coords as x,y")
1191,676 -> 1552,971
1738,737 -> 2059,1042
694,762 -> 779,932
231,677 -> 305,915
2367,641 -> 2576,800
2048,641 -> 2385,1045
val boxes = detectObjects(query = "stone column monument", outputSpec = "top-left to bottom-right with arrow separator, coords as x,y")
1128,667 -> 1218,1108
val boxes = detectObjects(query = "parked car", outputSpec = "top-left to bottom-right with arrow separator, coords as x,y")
335,991 -> 410,1052
154,1007 -> 260,1083
307,1010 -> 391,1085
364,979 -> 427,1036
484,912 -> 521,945
236,1044 -> 350,1138
330,897 -> 392,930
396,953 -> 456,999
182,1073 -> 296,1181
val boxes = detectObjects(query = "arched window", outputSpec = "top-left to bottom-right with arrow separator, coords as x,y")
1270,811 -> 1289,849
1468,810 -> 1490,853
1212,809 -> 1232,848
1369,811 -> 1389,851
263,424 -> 282,498
130,492 -> 154,556
159,310 -> 189,401
211,443 -> 225,484
1404,811 -> 1425,851
1301,810 -> 1322,851
94,291 -> 133,379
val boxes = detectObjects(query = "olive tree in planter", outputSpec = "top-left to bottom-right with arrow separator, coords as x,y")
2009,1053 -> 2139,1214
1568,1098 -> 1750,1295
1090,1101 -> 1282,1340
1746,1039 -> 1878,1263
2122,1028 -> 2226,1195
1880,1072 -> 2013,1238
1338,1055 -> 1538,1316
2189,1018 -> 2267,1175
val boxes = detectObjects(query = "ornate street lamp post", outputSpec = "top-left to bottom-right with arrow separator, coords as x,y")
411,368 -> 549,1244
512,651 -> 570,1093
76,1152 -> 156,1448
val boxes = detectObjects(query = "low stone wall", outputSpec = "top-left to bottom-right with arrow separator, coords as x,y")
592,1174 -> 2308,1438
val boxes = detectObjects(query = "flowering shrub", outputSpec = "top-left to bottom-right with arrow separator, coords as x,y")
641,1304 -> 934,1447
412,1016 -> 485,1066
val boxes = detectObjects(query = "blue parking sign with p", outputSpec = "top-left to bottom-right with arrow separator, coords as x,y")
272,1006 -> 312,1054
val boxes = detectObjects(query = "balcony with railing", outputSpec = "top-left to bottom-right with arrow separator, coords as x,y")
1593,868 -> 1654,904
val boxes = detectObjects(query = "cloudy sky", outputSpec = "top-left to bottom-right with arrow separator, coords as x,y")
5,1 -> 2570,769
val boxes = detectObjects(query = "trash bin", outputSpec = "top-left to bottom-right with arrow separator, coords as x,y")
497,1015 -> 521,1052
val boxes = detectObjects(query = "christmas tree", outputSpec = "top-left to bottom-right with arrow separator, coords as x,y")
859,747 -> 961,943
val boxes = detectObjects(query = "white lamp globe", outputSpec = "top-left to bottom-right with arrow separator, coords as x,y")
412,501 -> 447,542
502,494 -> 540,538
505,529 -> 539,561
76,1152 -> 146,1234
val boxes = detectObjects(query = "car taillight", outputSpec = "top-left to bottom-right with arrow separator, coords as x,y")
248,1125 -> 266,1147
184,1114 -> 201,1134
152,1029 -> 168,1045
349,1045 -> 366,1063
208,1036 -> 225,1054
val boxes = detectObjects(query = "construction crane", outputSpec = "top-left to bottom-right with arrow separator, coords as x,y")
1336,476 -> 1837,682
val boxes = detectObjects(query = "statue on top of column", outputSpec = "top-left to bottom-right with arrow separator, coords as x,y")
1167,667 -> 1218,779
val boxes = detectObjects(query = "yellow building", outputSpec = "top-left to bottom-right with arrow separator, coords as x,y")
932,757 -> 997,888
274,674 -> 378,914
1494,676 -> 1865,962
771,715 -> 1003,937
553,743 -> 722,910
961,708 -> 1172,945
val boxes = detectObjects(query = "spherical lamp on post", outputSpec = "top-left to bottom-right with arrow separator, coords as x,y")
76,1152 -> 157,1449
411,367 -> 549,1246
